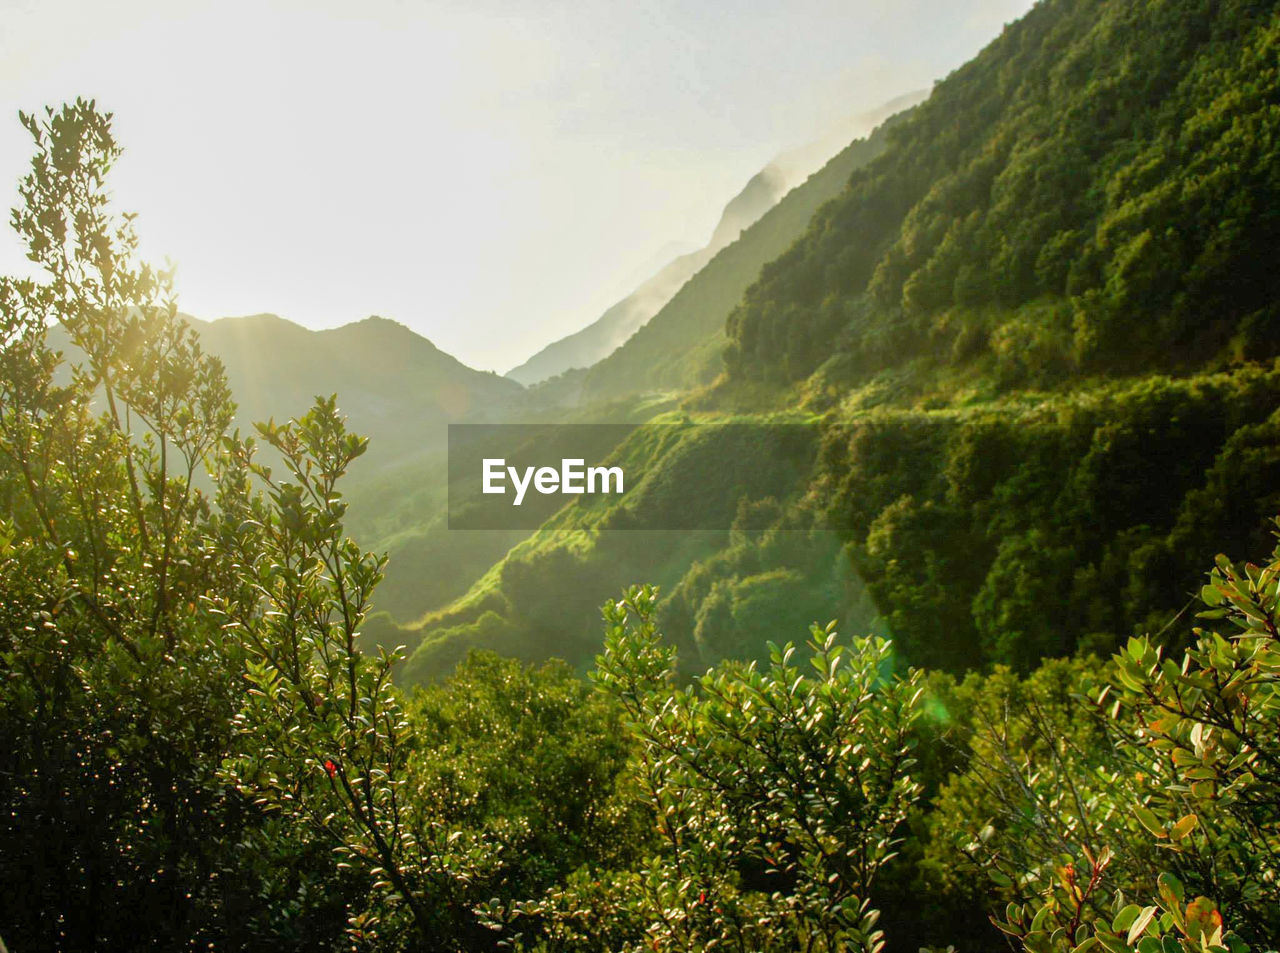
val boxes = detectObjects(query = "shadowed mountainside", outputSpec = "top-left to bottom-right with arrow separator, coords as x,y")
191,313 -> 522,470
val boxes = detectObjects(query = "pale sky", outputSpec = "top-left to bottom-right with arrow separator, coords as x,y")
0,0 -> 1034,372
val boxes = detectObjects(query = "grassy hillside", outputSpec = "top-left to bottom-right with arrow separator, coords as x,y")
396,411 -> 837,682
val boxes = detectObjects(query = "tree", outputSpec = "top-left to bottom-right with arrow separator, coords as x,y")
948,526 -> 1280,951
0,99 -> 653,952
516,587 -> 924,953
0,100 -> 353,950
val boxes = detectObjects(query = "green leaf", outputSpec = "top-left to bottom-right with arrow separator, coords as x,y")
1134,805 -> 1166,838
1169,814 -> 1198,841
1112,904 -> 1141,933
1127,906 -> 1156,945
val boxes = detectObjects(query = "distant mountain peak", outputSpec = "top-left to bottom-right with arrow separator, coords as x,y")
707,164 -> 789,251
504,90 -> 930,389
504,160 -> 793,387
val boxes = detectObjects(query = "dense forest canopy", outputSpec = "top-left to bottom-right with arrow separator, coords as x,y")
725,0 -> 1280,387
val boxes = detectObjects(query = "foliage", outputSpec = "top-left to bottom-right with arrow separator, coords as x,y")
0,100 -> 641,953
725,0 -> 1280,387
10,0 -> 1280,940
504,587 -> 924,953
214,406 -> 644,949
817,371 -> 1280,671
0,100 -> 356,950
930,530 -> 1280,952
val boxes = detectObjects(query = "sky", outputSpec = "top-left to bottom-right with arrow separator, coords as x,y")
0,0 -> 1035,372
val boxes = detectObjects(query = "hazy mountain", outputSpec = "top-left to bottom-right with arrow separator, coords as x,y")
49,312 -> 523,473
724,0 -> 1280,388
771,89 -> 927,186
506,96 -> 925,389
705,164 -> 790,250
505,249 -> 709,386
197,313 -> 523,468
577,110 -> 908,401
505,162 -> 791,387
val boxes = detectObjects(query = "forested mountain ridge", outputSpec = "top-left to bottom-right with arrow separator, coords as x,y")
724,0 -> 1280,393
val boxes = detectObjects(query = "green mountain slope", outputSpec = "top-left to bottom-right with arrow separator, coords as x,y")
724,0 -> 1280,392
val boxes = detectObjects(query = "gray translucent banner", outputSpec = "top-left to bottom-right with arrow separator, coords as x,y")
447,422 -> 820,530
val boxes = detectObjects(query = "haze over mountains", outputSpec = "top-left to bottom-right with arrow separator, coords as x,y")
505,91 -> 927,387
65,89 -> 932,471
504,160 -> 791,387
575,108 -> 910,401
51,313 -> 522,473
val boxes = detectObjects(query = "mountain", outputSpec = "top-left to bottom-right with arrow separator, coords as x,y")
390,0 -> 1280,687
186,313 -> 523,470
51,312 -> 522,475
504,250 -> 709,386
705,164 -> 790,250
724,0 -> 1280,390
505,163 -> 789,387
770,89 -> 928,188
